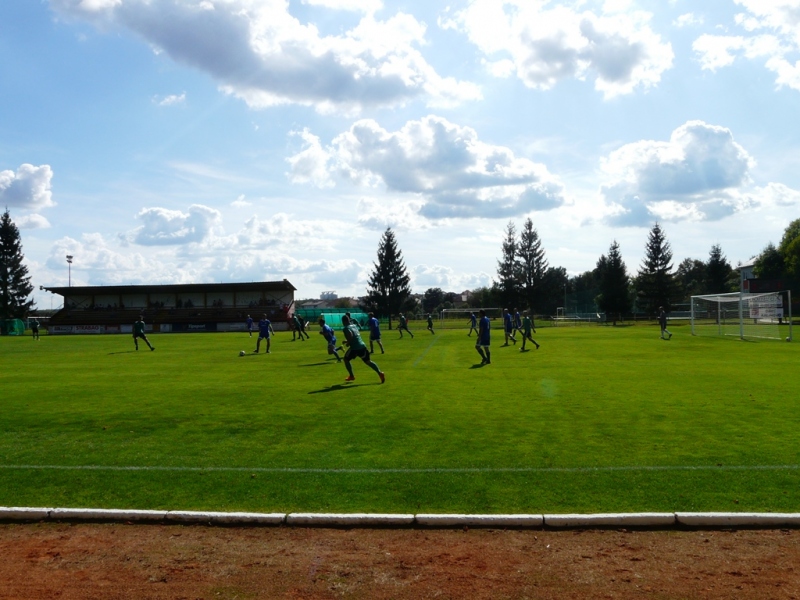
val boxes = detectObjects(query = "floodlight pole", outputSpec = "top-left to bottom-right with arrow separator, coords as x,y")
66,255 -> 73,287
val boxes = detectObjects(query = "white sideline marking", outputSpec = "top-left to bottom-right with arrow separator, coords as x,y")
1,464 -> 799,474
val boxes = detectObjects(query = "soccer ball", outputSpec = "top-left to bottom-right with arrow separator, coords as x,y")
239,350 -> 246,356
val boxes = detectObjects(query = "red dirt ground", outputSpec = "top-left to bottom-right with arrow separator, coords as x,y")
1,523 -> 799,599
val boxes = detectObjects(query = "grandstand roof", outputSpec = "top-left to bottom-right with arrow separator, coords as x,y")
43,280 -> 296,296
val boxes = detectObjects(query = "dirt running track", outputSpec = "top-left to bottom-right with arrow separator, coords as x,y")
1,523 -> 799,599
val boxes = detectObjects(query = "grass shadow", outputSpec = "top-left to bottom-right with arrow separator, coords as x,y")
299,362 -> 333,367
308,384 -> 359,394
107,351 -> 138,355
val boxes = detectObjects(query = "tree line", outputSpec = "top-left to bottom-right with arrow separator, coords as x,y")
362,218 -> 800,323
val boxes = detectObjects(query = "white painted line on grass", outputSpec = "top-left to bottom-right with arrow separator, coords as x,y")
1,464 -> 799,474
544,513 -> 676,528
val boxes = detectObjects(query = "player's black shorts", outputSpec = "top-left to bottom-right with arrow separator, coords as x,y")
345,346 -> 369,361
133,332 -> 147,339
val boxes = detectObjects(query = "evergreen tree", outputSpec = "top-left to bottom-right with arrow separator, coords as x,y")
753,242 -> 784,279
705,244 -> 734,293
0,209 -> 35,326
0,210 -> 34,324
540,266 -> 568,315
635,223 -> 676,315
517,218 -> 548,312
495,221 -> 521,309
595,240 -> 631,325
363,228 -> 412,328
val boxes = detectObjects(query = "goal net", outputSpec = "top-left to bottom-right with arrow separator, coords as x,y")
439,308 -> 502,330
690,291 -> 792,341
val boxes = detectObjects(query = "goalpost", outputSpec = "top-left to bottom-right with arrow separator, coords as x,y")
440,308 -> 502,329
690,291 -> 792,341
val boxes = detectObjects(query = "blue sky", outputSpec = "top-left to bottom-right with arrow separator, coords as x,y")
3,0 -> 800,306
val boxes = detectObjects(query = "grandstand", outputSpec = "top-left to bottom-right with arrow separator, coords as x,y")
42,280 -> 296,334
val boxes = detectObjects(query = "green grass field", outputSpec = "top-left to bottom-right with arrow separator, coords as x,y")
1,322 -> 799,514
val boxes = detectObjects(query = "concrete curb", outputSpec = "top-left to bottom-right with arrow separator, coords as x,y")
416,514 -> 544,528
286,513 -> 415,526
675,512 -> 800,527
4,507 -> 800,529
544,513 -> 676,528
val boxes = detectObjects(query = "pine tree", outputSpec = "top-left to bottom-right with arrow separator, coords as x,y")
517,218 -> 548,312
495,221 -> 521,309
363,228 -> 412,328
705,244 -> 734,293
0,209 -> 35,325
595,240 -> 631,325
635,223 -> 676,315
753,242 -> 784,279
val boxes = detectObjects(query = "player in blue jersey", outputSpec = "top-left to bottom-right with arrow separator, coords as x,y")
475,309 -> 491,365
254,314 -> 275,354
245,314 -> 254,337
341,315 -> 385,383
502,308 -> 517,345
318,317 -> 342,361
367,312 -> 385,354
467,312 -> 477,336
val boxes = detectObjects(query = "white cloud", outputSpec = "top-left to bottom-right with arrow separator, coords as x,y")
301,0 -> 382,14
231,194 -> 252,208
155,92 -> 186,106
0,164 -> 55,209
286,128 -> 335,188
410,263 -> 490,291
15,214 -> 51,229
124,204 -> 222,245
673,13 -> 703,28
442,0 -> 674,98
693,0 -> 800,92
51,0 -> 481,113
289,115 -> 568,220
600,120 -> 757,226
356,196 -> 429,231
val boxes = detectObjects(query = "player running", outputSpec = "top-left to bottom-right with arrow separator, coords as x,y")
318,317 -> 343,361
467,312 -> 477,336
502,308 -> 517,346
291,313 -> 308,341
254,314 -> 275,354
397,313 -> 414,338
426,313 -> 435,334
341,315 -> 385,383
520,310 -> 540,351
133,316 -> 155,351
367,312 -> 385,354
475,309 -> 491,365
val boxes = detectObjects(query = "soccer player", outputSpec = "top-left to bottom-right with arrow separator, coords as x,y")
298,315 -> 310,340
291,313 -> 307,341
245,314 -> 254,337
397,313 -> 414,338
341,315 -> 385,383
133,316 -> 155,351
513,308 -> 524,337
426,313 -> 435,334
520,310 -> 540,351
367,312 -> 385,354
475,309 -> 491,365
467,312 -> 477,336
658,306 -> 672,340
318,317 -> 343,361
254,314 -> 275,353
502,308 -> 517,345
30,318 -> 40,340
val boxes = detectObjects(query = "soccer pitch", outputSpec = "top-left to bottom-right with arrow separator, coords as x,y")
1,324 -> 799,515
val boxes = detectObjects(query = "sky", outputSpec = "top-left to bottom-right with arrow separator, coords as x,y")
2,0 -> 800,307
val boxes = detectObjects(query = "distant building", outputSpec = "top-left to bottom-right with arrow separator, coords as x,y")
320,291 -> 338,301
